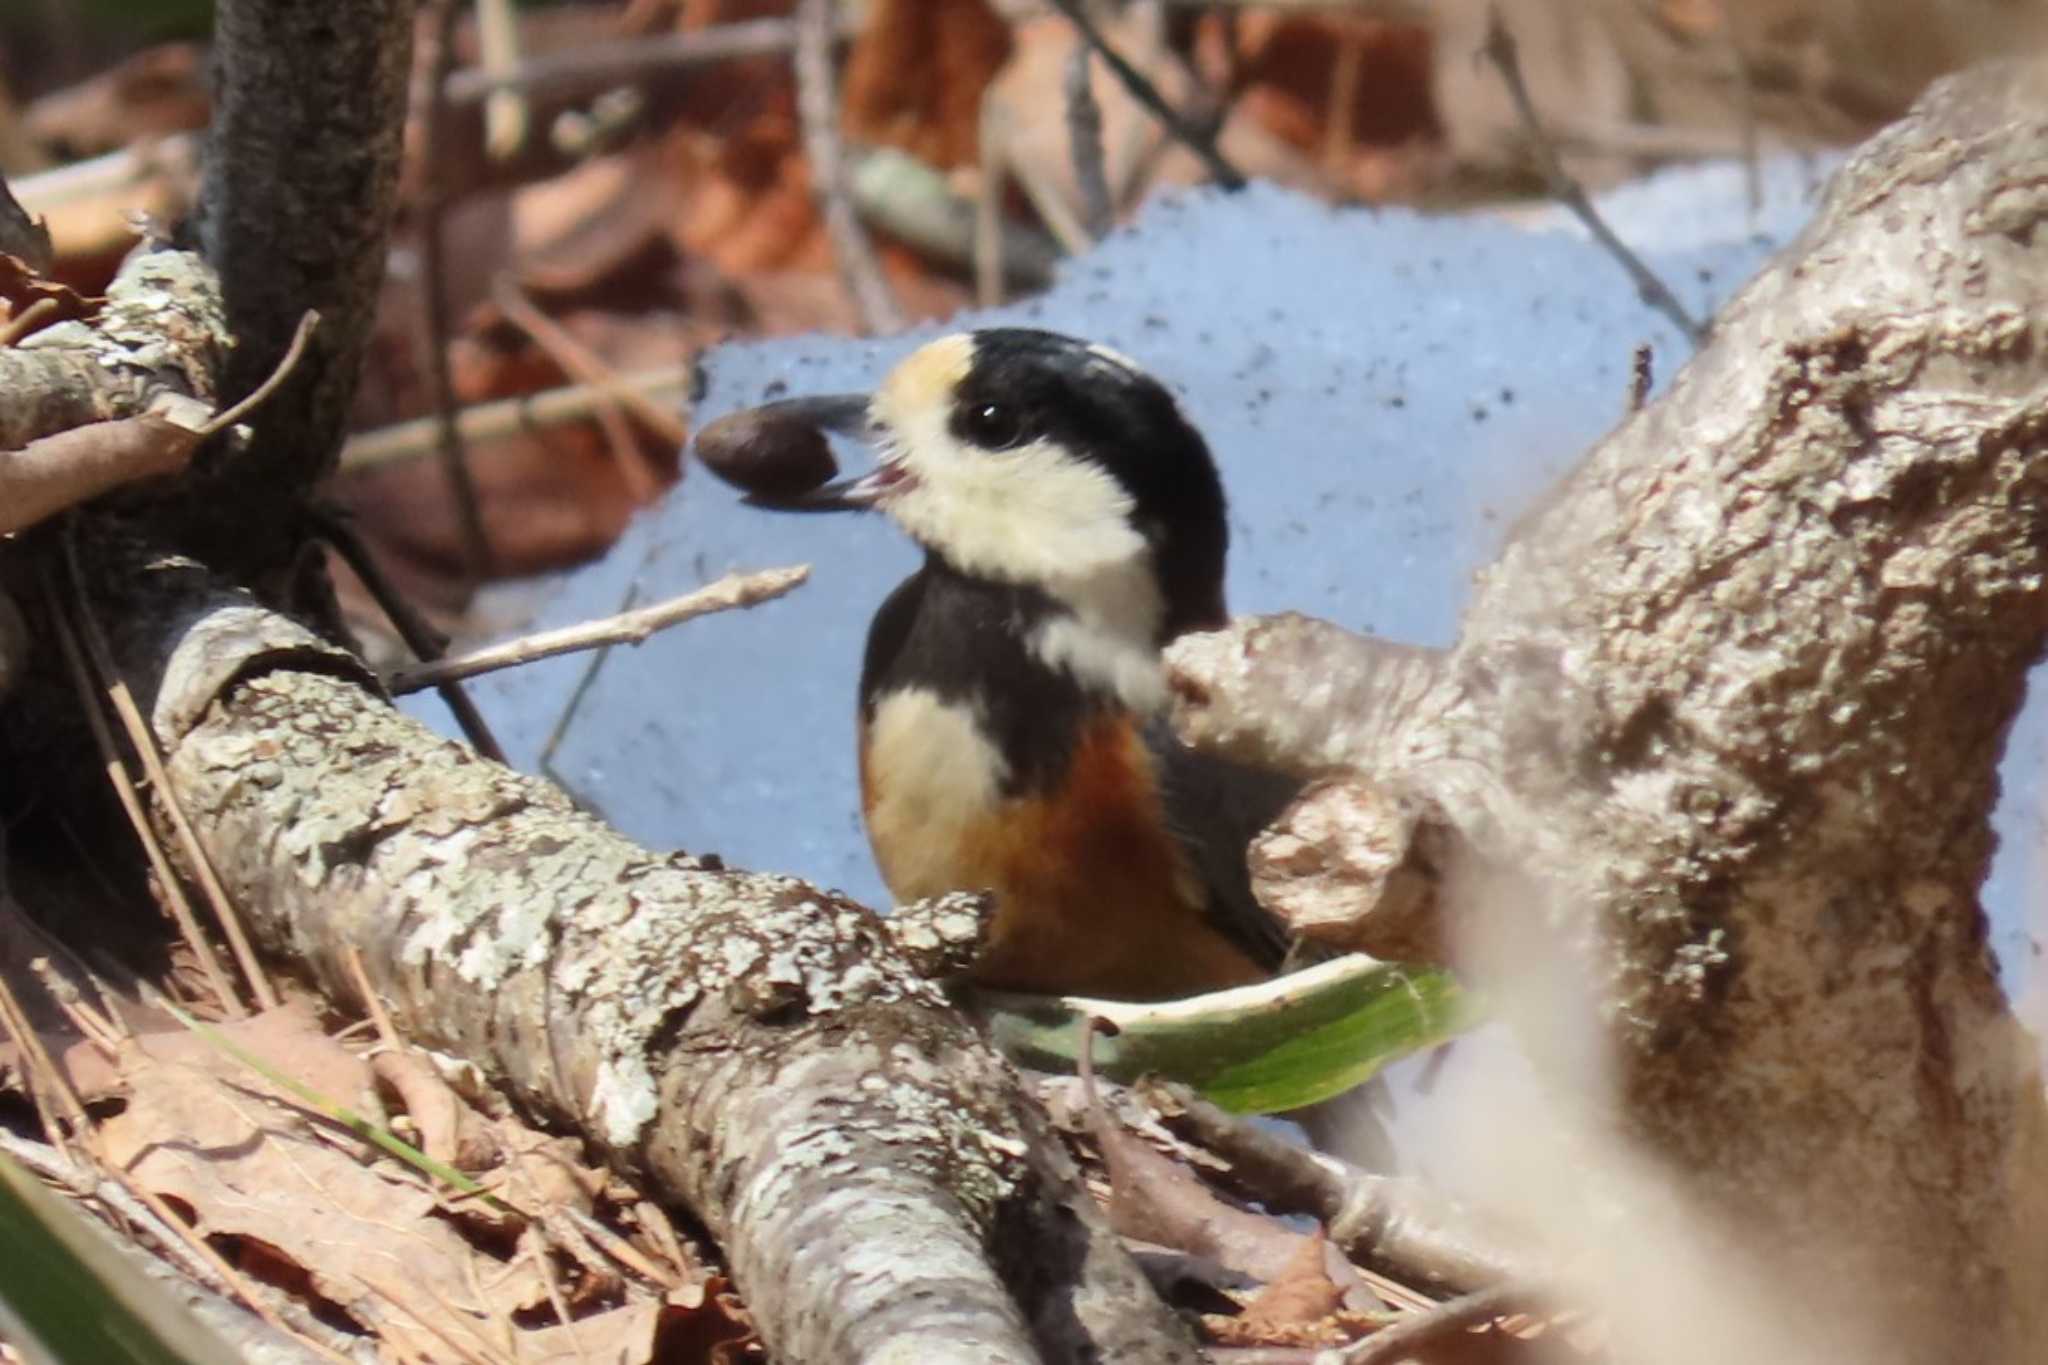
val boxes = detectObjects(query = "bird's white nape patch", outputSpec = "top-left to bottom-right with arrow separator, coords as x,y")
863,688 -> 1008,901
1084,340 -> 1144,374
1030,558 -> 1168,713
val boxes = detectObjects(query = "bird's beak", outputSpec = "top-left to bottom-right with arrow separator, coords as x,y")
752,393 -> 872,437
761,463 -> 909,511
739,392 -> 917,512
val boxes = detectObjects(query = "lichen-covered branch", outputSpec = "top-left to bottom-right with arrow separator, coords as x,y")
0,246 -> 226,452
93,550 -> 1197,1365
1172,59 -> 2048,1364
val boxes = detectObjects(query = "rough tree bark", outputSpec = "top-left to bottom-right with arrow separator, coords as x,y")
187,0 -> 413,580
1170,58 -> 2048,1364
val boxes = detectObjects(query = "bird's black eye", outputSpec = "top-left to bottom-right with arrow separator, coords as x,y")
953,400 -> 1026,452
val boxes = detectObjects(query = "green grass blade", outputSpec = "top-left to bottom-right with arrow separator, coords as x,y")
977,954 -> 1476,1113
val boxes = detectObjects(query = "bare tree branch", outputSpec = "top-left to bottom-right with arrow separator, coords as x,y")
1171,59 -> 2048,1363
193,0 -> 413,574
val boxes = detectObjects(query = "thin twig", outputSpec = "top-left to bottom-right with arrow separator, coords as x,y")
43,584 -> 244,1015
488,275 -> 676,499
1145,1080 -> 1520,1292
1717,0 -> 1763,215
974,99 -> 1011,308
561,1205 -> 683,1292
794,0 -> 904,334
340,366 -> 690,473
343,944 -> 402,1053
310,507 -> 510,765
443,13 -> 857,106
1321,22 -> 1365,183
1479,6 -> 1705,346
25,957 -> 121,1056
474,0 -> 531,159
197,309 -> 320,439
0,962 -> 90,1157
387,566 -> 810,693
538,580 -> 639,795
1043,0 -> 1246,191
418,0 -> 495,582
59,533 -> 281,1011
1323,1282 -> 1538,1363
1065,45 -> 1113,240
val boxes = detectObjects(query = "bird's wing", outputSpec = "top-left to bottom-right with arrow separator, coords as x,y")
1144,718 -> 1301,975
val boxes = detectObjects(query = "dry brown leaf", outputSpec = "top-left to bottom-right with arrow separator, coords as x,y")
659,1274 -> 762,1363
1216,12 -> 1443,202
95,1001 -> 570,1359
841,0 -> 1012,170
25,43 -> 211,158
518,1299 -> 664,1364
663,123 -> 830,277
0,252 -> 101,332
1236,1229 -> 1345,1333
508,152 -> 687,305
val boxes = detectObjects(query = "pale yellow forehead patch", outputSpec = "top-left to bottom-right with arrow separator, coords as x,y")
871,333 -> 974,432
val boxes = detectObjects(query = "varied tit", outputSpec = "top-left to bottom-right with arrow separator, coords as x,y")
711,328 -> 1291,1001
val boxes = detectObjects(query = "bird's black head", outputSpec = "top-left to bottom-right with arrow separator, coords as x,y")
859,328 -> 1230,643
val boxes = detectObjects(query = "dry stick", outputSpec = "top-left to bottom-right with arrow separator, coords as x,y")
356,1276 -> 500,1365
0,964 -> 90,1159
25,958 -> 121,1056
473,0 -> 530,159
0,296 -> 58,347
1044,0 -> 1246,191
488,275 -> 678,497
1147,1081 -> 1517,1292
61,536 -> 282,1011
794,0 -> 904,335
443,12 -> 857,106
197,309 -> 320,440
1717,0 -> 1763,215
341,365 -> 690,473
1321,22 -> 1365,183
43,586 -> 245,1016
1065,46 -> 1113,240
538,578 -> 639,794
528,1238 -> 594,1365
1325,1281 -> 1536,1364
343,944 -> 403,1053
1479,6 -> 1705,346
311,507 -> 510,766
562,1205 -> 683,1292
974,102 -> 1011,309
418,0 -> 495,583
387,565 -> 811,693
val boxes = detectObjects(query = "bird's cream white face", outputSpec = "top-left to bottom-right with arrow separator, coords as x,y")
867,335 -> 1169,710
